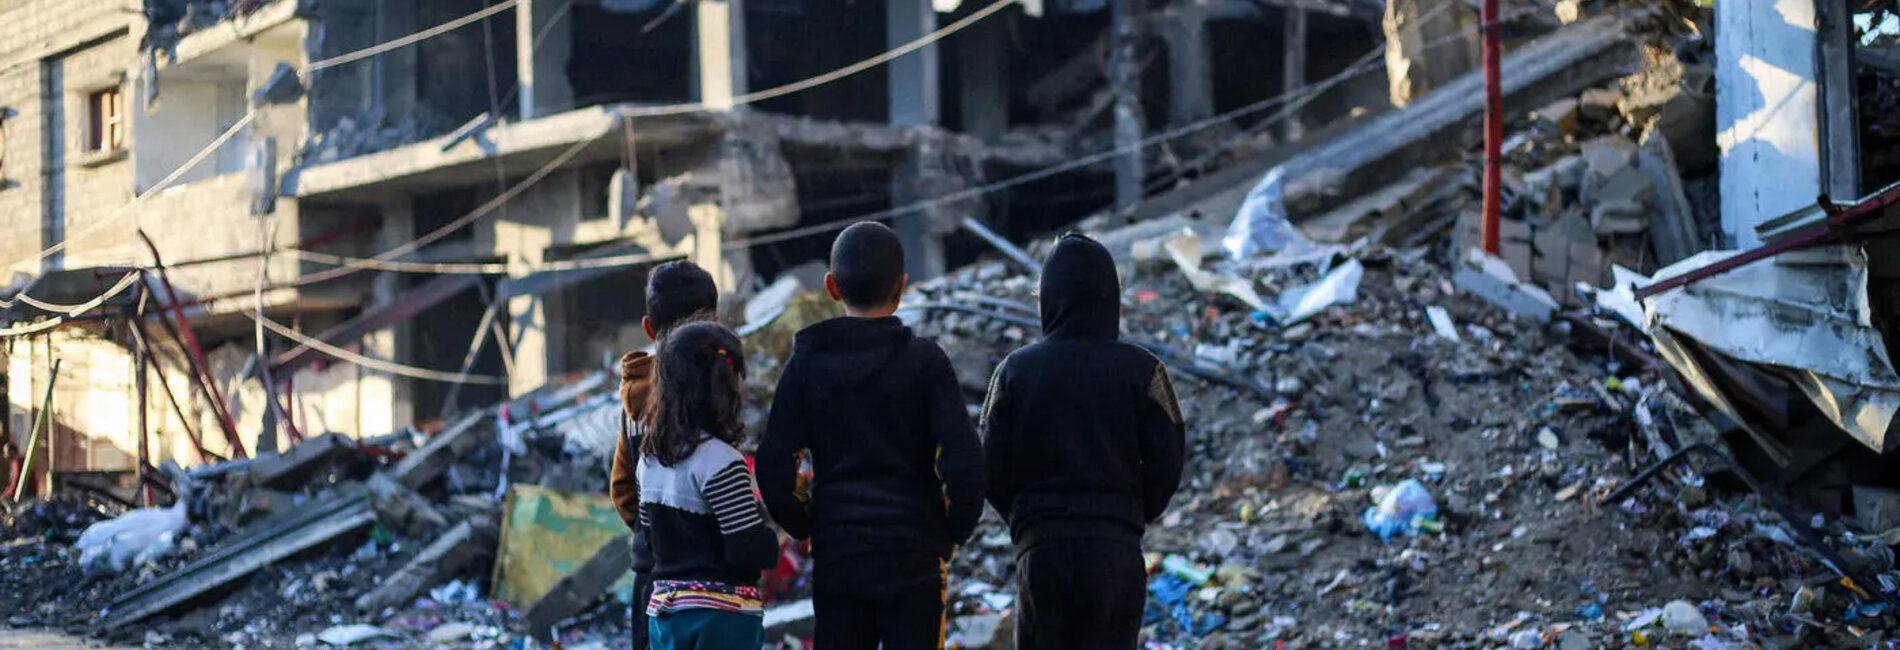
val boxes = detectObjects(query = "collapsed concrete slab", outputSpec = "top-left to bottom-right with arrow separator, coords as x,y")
525,534 -> 633,644
1280,16 -> 1638,217
355,518 -> 499,613
104,486 -> 377,629
389,411 -> 493,490
244,432 -> 364,491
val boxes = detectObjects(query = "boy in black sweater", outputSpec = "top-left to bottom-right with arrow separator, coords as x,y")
757,222 -> 985,650
979,233 -> 1186,650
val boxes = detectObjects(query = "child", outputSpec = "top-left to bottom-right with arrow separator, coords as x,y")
757,222 -> 985,650
611,260 -> 720,650
979,233 -> 1186,650
634,321 -> 779,649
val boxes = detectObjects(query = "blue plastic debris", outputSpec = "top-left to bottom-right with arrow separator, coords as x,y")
1149,574 -> 1193,606
1576,602 -> 1604,621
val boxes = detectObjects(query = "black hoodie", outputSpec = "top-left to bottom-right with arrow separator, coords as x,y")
757,315 -> 985,589
980,234 -> 1187,551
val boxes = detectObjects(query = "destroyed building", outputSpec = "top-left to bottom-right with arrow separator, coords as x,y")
12,0 -> 1900,648
1,0 -> 1408,477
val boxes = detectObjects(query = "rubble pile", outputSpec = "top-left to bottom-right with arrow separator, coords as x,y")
0,374 -> 649,649
1291,35 -> 1717,312
904,239 -> 1900,648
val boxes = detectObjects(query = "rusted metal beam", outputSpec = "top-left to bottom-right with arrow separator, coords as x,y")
137,236 -> 247,459
127,314 -> 215,466
1633,184 -> 1900,299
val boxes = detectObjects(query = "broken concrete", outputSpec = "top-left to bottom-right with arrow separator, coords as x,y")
1283,16 -> 1637,217
244,432 -> 364,491
103,487 -> 377,629
389,411 -> 493,490
355,518 -> 499,613
524,534 -> 632,644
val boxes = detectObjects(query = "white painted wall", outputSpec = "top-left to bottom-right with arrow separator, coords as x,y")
134,77 -> 247,190
1716,0 -> 1824,248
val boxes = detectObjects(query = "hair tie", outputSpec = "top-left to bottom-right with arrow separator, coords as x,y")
716,348 -> 734,370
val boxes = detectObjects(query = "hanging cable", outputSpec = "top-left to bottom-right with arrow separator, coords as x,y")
228,4 -> 1539,280
2,111 -> 256,306
618,0 -> 1022,117
0,272 -> 144,337
306,0 -> 521,72
247,312 -> 508,385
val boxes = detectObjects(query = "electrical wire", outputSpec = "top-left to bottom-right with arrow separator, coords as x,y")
616,0 -> 1022,117
306,0 -> 521,72
247,311 -> 509,385
250,2 -> 1538,279
7,0 -> 1545,329
9,0 -> 1022,291
1,111 -> 257,307
0,272 -> 145,337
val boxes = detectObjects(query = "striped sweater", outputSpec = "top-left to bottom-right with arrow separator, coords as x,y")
630,436 -> 778,617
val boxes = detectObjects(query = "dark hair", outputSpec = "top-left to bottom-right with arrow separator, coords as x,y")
640,322 -> 748,466
646,261 -> 719,335
829,222 -> 906,308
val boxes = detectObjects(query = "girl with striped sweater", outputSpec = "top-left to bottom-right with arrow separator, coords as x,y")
632,322 -> 778,649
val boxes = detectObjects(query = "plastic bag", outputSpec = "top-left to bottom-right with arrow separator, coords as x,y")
1221,166 -> 1307,261
75,501 -> 188,575
1361,479 -> 1438,543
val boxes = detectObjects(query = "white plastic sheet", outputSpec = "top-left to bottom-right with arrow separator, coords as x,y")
74,501 -> 188,575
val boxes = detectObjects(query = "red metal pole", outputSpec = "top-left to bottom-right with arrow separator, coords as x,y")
137,236 -> 248,459
1480,0 -> 1502,255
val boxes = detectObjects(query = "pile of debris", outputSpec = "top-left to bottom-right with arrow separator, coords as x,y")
903,228 -> 1900,648
0,372 -> 662,649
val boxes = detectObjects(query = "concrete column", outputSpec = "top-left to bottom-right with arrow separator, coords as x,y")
365,199 -> 416,433
497,220 -> 554,397
1384,0 -> 1478,107
959,16 -> 1009,140
1166,2 -> 1212,126
1282,6 -> 1307,141
373,0 -> 419,120
1715,0 -> 1822,248
1109,0 -> 1144,223
892,154 -> 948,281
887,0 -> 940,127
695,0 -> 747,111
515,0 -> 573,120
889,0 -> 945,279
1816,0 -> 1859,200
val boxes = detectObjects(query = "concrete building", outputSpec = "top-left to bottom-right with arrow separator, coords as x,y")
0,0 -> 1391,489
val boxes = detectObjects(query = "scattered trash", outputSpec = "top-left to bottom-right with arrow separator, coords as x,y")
1425,305 -> 1461,341
1362,479 -> 1440,542
1661,600 -> 1709,635
315,624 -> 394,646
1271,258 -> 1365,325
74,501 -> 189,575
1222,166 -> 1305,261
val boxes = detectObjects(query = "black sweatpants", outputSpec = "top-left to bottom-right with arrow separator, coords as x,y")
812,571 -> 946,650
1015,539 -> 1146,650
630,573 -> 655,650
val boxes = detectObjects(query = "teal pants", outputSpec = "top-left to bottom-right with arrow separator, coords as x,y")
647,609 -> 764,650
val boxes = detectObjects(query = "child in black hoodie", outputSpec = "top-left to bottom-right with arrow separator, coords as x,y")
979,233 -> 1187,650
757,222 -> 985,650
